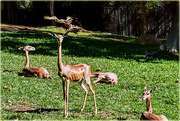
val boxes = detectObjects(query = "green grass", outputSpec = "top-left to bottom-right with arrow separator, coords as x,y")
1,28 -> 179,120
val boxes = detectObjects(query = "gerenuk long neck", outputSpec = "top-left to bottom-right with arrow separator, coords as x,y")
58,42 -> 63,72
146,97 -> 152,113
25,50 -> 29,68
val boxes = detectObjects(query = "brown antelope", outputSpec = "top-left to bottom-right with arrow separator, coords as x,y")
91,72 -> 118,85
52,32 -> 97,118
18,45 -> 52,79
140,86 -> 168,121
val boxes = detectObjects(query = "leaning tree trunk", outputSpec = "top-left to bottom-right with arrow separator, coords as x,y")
165,6 -> 179,53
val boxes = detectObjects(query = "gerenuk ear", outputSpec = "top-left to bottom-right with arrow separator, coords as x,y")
63,30 -> 70,37
51,33 -> 59,39
18,47 -> 24,50
150,86 -> 157,93
144,86 -> 147,91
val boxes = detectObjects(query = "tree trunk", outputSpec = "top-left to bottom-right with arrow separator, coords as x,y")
141,1 -> 147,35
7,2 -> 14,24
50,0 -> 55,26
165,6 -> 179,53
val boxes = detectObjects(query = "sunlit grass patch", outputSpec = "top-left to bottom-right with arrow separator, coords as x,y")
1,30 -> 179,120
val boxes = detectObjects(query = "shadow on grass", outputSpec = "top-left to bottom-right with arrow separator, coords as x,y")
14,108 -> 59,114
1,31 -> 179,61
3,70 -> 26,77
3,70 -> 24,76
12,107 -> 86,115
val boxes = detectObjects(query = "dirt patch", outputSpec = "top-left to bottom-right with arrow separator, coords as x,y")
3,100 -> 38,112
96,111 -> 137,120
1,24 -> 37,32
1,24 -> 137,43
5,104 -> 36,112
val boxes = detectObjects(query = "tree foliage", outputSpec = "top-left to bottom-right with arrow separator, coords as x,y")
17,0 -> 33,11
